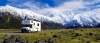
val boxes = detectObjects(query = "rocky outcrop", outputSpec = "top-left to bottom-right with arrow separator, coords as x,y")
3,35 -> 29,43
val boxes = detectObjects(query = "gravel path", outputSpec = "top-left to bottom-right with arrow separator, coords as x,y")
0,29 -> 74,35
0,33 -> 34,35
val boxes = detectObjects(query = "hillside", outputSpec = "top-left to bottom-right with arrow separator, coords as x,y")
0,12 -> 65,29
0,12 -> 22,29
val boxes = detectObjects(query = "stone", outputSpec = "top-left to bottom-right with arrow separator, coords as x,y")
52,35 -> 59,38
75,33 -> 82,36
35,40 -> 45,43
48,38 -> 55,43
3,39 -> 11,43
16,37 -> 26,43
89,32 -> 93,35
0,39 -> 4,43
3,35 -> 27,43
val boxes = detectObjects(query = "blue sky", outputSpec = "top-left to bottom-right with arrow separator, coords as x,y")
0,0 -> 100,14
0,0 -> 83,7
0,0 -> 62,7
0,0 -> 100,8
0,0 -> 7,6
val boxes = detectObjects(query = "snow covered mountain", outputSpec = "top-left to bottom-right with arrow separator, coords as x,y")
0,5 -> 100,28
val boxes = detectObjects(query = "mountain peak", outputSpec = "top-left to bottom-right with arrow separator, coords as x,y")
0,5 -> 100,28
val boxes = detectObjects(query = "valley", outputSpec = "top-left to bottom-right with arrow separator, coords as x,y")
0,0 -> 100,43
0,28 -> 100,43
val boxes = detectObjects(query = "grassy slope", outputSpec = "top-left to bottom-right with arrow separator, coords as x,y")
0,28 -> 100,43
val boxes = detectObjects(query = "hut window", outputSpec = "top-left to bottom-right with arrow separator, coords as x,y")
34,23 -> 35,25
37,23 -> 39,26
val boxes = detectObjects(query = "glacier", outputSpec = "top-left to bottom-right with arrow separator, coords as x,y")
0,5 -> 100,28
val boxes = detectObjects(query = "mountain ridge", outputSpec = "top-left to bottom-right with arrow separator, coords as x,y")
0,5 -> 100,28
0,12 -> 65,29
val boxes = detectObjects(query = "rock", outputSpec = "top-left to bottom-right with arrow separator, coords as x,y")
9,38 -> 15,43
80,30 -> 83,31
52,35 -> 59,38
71,37 -> 74,39
3,39 -> 11,43
89,32 -> 93,35
16,37 -> 26,43
26,41 -> 30,43
3,35 -> 27,43
44,33 -> 46,35
35,40 -> 45,43
10,35 -> 17,43
66,34 -> 69,36
86,41 -> 91,43
11,35 -> 17,38
75,33 -> 82,36
48,38 -> 55,43
61,31 -> 64,33
0,39 -> 4,43
15,42 -> 20,43
5,34 -> 9,36
51,32 -> 53,33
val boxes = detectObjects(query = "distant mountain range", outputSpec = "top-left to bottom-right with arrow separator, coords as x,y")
0,5 -> 100,29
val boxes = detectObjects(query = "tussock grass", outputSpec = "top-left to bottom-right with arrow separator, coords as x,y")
0,28 -> 100,43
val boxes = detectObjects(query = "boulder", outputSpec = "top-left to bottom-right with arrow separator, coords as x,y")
3,35 -> 27,43
3,39 -> 11,43
15,37 -> 26,43
48,38 -> 55,43
0,38 -> 4,43
52,34 -> 59,38
35,40 -> 45,43
89,32 -> 93,36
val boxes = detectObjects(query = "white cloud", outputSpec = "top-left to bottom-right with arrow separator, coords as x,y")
7,0 -> 19,2
83,0 -> 100,5
21,1 -> 40,10
57,1 -> 84,11
34,0 -> 85,14
13,0 -> 51,12
7,0 -> 100,15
